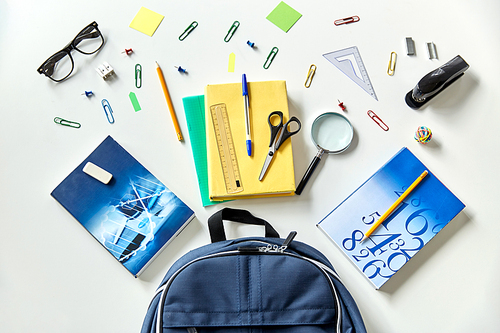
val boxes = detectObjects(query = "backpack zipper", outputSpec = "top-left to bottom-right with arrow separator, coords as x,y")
155,237 -> 342,333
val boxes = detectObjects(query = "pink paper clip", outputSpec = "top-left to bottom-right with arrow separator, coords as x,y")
367,110 -> 389,131
334,16 -> 360,26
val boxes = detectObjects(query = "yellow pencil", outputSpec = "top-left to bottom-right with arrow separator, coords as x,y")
156,61 -> 183,141
361,170 -> 428,242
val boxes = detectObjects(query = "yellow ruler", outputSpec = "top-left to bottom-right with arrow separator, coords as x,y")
210,103 -> 244,194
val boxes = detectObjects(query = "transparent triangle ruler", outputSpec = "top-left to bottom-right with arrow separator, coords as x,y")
323,46 -> 378,101
210,103 -> 244,194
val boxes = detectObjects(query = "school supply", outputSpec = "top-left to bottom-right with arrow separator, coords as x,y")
156,61 -> 183,141
135,64 -> 142,88
37,21 -> 104,82
263,47 -> 279,69
387,52 -> 397,76
295,112 -> 353,195
224,21 -> 240,42
95,62 -> 115,79
426,42 -> 438,59
242,74 -> 252,156
129,92 -> 141,112
140,208 -> 367,333
129,7 -> 164,37
367,110 -> 389,131
259,111 -> 301,181
317,147 -> 465,289
323,46 -> 378,101
334,16 -> 360,26
414,126 -> 432,144
405,55 -> 469,109
304,64 -> 317,88
266,1 -> 302,33
101,99 -> 114,123
54,117 -> 81,129
205,80 -> 297,200
228,52 -> 236,72
51,136 -> 195,277
406,37 -> 416,55
360,170 -> 428,242
178,21 -> 198,41
182,95 -> 229,207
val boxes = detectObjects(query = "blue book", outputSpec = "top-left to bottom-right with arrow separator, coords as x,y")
51,136 -> 195,277
317,147 -> 465,289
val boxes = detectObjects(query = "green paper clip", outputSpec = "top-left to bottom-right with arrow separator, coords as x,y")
264,47 -> 279,69
179,21 -> 198,41
224,21 -> 240,42
54,117 -> 81,128
135,64 -> 142,88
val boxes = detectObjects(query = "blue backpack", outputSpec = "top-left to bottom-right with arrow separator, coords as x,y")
141,208 -> 367,333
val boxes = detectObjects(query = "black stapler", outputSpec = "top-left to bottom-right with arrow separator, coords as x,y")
405,55 -> 469,109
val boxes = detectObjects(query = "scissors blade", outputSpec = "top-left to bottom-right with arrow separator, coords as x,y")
259,148 -> 276,181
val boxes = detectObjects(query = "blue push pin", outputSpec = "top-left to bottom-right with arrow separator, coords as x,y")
175,66 -> 188,73
247,40 -> 255,48
81,90 -> 93,97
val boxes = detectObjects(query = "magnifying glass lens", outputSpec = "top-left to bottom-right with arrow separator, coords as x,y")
312,113 -> 353,152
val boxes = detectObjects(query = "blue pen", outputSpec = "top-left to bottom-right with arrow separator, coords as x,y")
242,74 -> 252,156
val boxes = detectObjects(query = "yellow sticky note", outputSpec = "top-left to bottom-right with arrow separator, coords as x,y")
129,7 -> 164,37
228,53 -> 235,72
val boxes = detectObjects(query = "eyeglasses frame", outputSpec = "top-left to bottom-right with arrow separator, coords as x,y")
37,21 -> 104,82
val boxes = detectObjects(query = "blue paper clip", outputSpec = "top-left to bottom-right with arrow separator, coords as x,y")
263,47 -> 279,69
135,64 -> 142,88
224,21 -> 240,42
179,21 -> 198,41
102,99 -> 114,124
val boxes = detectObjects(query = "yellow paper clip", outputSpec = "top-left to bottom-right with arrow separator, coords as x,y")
224,21 -> 240,42
263,47 -> 279,69
179,21 -> 198,41
54,117 -> 81,128
102,99 -> 115,124
387,52 -> 397,76
304,64 -> 317,88
135,64 -> 142,88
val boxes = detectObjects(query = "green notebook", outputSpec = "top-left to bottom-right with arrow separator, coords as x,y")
182,95 -> 229,206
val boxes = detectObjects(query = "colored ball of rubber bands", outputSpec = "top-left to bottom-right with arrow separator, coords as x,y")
415,126 -> 432,144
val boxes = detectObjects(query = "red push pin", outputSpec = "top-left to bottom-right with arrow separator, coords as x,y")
121,48 -> 133,55
338,99 -> 346,111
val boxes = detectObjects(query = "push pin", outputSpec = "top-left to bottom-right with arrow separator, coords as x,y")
174,66 -> 188,73
96,62 -> 115,80
81,90 -> 93,97
121,48 -> 133,55
338,99 -> 347,111
247,40 -> 255,48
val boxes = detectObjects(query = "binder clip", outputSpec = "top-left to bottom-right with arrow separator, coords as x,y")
81,90 -> 93,97
96,62 -> 115,80
121,48 -> 133,55
174,66 -> 188,73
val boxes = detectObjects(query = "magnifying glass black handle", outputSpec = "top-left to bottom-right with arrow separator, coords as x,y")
295,153 -> 323,195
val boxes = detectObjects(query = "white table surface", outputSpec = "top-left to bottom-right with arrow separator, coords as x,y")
1,0 -> 500,332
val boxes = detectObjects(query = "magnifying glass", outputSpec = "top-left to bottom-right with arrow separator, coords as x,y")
295,112 -> 353,195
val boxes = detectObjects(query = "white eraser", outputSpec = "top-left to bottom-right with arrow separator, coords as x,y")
83,162 -> 113,184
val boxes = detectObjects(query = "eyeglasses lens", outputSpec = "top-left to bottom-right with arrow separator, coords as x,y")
74,25 -> 103,54
43,51 -> 73,81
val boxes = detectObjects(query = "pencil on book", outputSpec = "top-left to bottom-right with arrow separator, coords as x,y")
156,61 -> 183,141
361,170 -> 428,242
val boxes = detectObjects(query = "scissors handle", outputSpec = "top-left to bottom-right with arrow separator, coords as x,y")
276,116 -> 301,150
267,111 -> 284,147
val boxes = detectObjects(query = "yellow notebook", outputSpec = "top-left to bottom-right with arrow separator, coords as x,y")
205,80 -> 296,200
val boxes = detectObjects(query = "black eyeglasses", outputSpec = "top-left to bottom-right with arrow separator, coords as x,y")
37,21 -> 104,82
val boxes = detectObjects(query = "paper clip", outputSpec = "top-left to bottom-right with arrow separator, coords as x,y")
102,99 -> 114,124
135,64 -> 142,88
304,64 -> 316,88
54,117 -> 81,128
387,52 -> 397,76
263,47 -> 279,69
224,21 -> 240,42
367,110 -> 389,131
334,16 -> 360,26
179,21 -> 198,41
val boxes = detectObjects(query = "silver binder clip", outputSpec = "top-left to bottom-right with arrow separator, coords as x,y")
96,62 -> 115,79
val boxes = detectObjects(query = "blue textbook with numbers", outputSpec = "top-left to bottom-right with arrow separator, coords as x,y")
317,147 -> 465,289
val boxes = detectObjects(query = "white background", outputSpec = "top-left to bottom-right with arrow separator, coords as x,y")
1,0 -> 500,332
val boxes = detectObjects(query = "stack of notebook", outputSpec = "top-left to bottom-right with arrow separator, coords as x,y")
183,80 -> 297,205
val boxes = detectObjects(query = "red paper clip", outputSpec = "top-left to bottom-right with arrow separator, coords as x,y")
367,110 -> 389,131
334,16 -> 360,26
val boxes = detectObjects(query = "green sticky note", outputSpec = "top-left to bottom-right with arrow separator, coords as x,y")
266,1 -> 302,33
129,92 -> 141,112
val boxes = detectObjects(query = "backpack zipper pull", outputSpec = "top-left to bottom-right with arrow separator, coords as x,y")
280,231 -> 297,252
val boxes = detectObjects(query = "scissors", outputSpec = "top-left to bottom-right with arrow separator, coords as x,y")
259,111 -> 301,181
